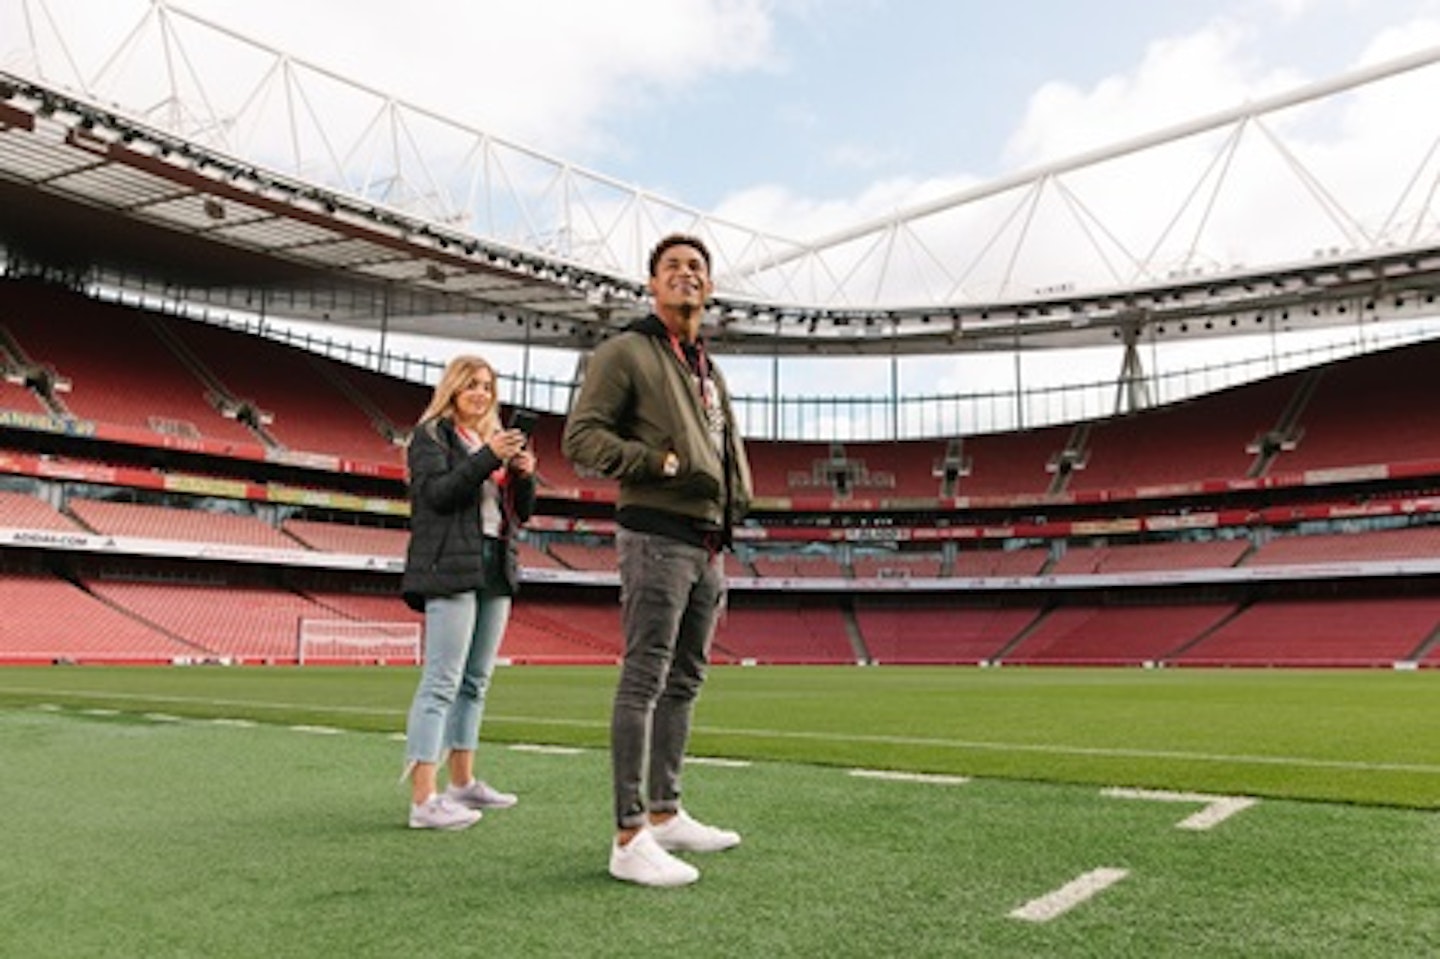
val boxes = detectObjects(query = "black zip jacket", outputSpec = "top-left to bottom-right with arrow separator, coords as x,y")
400,416 -> 537,611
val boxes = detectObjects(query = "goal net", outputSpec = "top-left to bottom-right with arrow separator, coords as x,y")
296,618 -> 422,665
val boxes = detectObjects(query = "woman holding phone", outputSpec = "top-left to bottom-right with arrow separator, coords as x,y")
398,354 -> 538,830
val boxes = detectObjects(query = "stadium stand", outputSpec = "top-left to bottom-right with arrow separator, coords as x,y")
1052,539 -> 1251,574
66,497 -> 300,550
2,278 -> 1439,668
949,425 -> 1073,497
1067,374 -> 1298,490
999,602 -> 1239,666
503,595 -> 624,663
1172,597 -> 1440,667
83,572 -> 337,662
747,551 -> 848,579
949,548 -> 1049,578
713,598 -> 857,664
747,440 -> 839,499
1246,525 -> 1440,565
854,598 -> 1041,664
0,567 -> 194,662
548,540 -> 620,572
842,439 -> 954,498
282,517 -> 407,557
0,374 -> 47,414
849,550 -> 945,580
526,413 -> 610,496
1271,340 -> 1440,472
1,282 -> 262,447
161,317 -> 404,465
0,487 -> 82,530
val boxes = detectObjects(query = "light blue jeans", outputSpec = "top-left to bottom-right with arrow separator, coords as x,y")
405,590 -> 511,764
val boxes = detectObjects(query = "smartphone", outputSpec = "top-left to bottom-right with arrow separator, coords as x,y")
507,407 -> 539,437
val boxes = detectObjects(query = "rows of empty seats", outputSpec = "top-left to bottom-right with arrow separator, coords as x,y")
1002,603 -> 1238,666
282,518 -> 407,556
503,598 -> 623,663
0,281 -> 406,465
68,498 -> 300,550
747,553 -> 847,579
7,281 -> 1440,498
949,548 -> 1049,578
548,541 -> 620,572
855,600 -> 1040,664
2,283 -> 260,447
1174,597 -> 1440,667
1068,375 -> 1298,491
1051,539 -> 1250,575
0,570 -> 196,662
84,576 -> 333,661
4,561 -> 1435,666
0,374 -> 46,414
713,600 -> 856,664
1273,342 -> 1440,472
0,489 -> 80,531
849,552 -> 944,579
1248,525 -> 1440,565
162,318 -> 404,465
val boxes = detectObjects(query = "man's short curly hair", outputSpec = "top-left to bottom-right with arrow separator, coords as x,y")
648,233 -> 712,278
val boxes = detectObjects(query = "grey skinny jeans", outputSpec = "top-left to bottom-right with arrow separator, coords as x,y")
612,526 -> 725,829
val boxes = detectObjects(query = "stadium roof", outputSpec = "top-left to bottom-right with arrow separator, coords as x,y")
3,3 -> 1440,359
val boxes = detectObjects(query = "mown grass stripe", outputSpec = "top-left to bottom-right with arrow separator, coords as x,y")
10,687 -> 1437,777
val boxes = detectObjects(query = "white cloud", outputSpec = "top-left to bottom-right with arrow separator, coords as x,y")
1003,20 -> 1306,168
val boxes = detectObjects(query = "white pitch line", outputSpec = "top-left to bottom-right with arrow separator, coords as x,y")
289,724 -> 344,735
849,769 -> 971,785
79,708 -> 119,716
1009,867 -> 1130,922
1102,787 -> 1259,830
143,713 -> 183,723
687,756 -> 752,768
1180,797 -> 1258,830
209,718 -> 256,728
509,743 -> 584,755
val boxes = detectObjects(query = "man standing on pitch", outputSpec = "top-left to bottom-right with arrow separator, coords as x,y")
563,233 -> 753,887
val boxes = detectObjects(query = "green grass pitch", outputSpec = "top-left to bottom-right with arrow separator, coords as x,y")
1,664 -> 1436,957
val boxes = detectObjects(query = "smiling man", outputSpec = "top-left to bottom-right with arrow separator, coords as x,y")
562,233 -> 754,887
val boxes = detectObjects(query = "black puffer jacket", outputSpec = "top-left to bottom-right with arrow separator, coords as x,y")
400,416 -> 537,611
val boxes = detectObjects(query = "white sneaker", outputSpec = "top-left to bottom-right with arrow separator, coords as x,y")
608,830 -> 700,887
409,794 -> 482,830
647,809 -> 741,853
445,779 -> 518,810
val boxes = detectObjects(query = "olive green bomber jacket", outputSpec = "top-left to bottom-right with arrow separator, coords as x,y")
561,316 -> 753,533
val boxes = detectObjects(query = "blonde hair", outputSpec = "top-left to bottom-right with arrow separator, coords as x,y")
417,355 -> 500,433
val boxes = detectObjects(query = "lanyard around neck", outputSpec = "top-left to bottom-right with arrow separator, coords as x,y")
666,332 -> 711,409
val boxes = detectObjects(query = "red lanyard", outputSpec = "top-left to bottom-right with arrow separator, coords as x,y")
667,333 -> 711,410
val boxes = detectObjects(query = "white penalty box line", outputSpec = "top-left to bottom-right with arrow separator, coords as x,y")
1102,786 -> 1259,830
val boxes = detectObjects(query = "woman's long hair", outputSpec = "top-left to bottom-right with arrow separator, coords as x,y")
416,355 -> 500,434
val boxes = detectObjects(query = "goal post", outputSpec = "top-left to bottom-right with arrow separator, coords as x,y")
296,618 -> 422,666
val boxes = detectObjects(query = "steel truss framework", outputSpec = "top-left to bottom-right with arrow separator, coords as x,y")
2,0 -> 1440,370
